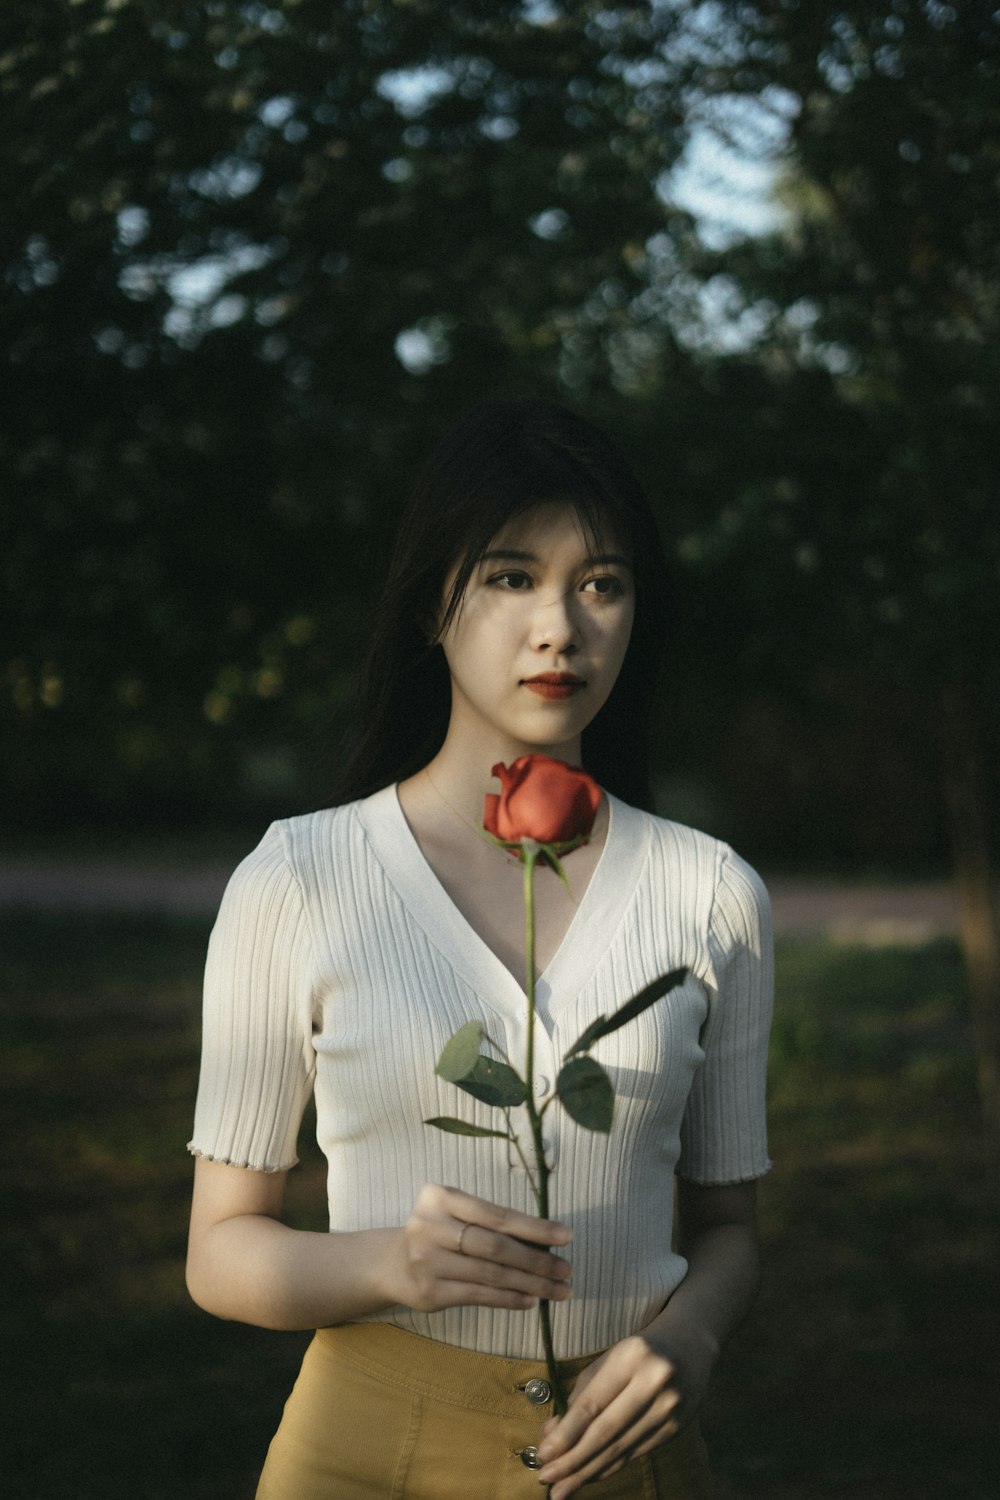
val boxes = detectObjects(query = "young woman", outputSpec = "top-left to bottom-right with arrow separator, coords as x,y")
186,399 -> 773,1499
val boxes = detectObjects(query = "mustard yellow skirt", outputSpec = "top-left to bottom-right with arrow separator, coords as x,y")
256,1323 -> 713,1499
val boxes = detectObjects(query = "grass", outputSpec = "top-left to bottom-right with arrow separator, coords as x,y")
1,915 -> 996,1498
709,943 -> 997,1498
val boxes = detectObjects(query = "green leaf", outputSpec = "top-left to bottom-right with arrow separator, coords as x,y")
435,1020 -> 485,1082
556,1056 -> 614,1133
564,968 -> 688,1060
455,1055 -> 528,1108
424,1116 -> 512,1140
544,848 -> 572,895
536,835 -> 588,886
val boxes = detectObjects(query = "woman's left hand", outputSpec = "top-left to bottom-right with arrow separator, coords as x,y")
534,1325 -> 714,1498
537,1182 -> 762,1496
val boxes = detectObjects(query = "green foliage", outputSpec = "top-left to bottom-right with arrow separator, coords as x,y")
678,1 -> 1000,686
434,1019 -> 486,1082
564,965 -> 687,1059
453,1054 -> 528,1109
4,0 -> 995,873
433,966 -> 685,1130
0,0 -> 692,827
433,1024 -> 528,1107
423,1116 -> 511,1140
555,1055 -> 614,1132
623,0 -> 1000,870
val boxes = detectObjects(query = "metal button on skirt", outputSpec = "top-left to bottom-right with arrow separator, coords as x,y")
255,1322 -> 713,1499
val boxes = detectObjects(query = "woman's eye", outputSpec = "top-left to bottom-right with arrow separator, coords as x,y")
583,575 -> 625,598
489,570 -> 533,590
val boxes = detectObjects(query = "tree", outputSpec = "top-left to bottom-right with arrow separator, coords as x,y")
671,0 -> 1000,1147
1,0 -> 695,823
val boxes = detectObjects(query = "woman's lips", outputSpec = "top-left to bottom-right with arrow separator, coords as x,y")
522,675 -> 585,700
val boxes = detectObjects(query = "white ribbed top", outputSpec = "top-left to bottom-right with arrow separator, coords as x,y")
189,787 -> 772,1359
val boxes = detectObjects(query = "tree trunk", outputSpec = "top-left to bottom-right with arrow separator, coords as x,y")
939,680 -> 1000,1158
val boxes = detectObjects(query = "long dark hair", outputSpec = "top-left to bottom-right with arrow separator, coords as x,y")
330,398 -> 672,809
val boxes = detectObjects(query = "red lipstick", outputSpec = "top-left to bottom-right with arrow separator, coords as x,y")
522,673 -> 585,700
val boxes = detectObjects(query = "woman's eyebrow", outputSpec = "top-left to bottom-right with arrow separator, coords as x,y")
479,548 -> 632,568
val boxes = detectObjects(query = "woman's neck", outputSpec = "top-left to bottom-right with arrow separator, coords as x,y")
417,735 -> 583,829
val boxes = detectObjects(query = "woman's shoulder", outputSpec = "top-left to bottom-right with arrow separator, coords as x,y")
220,796 -> 368,887
268,784 -> 403,871
610,795 -> 728,863
271,800 -> 355,844
610,796 -> 768,902
269,789 -> 390,861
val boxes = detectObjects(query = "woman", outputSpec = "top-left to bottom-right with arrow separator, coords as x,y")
186,398 -> 773,1499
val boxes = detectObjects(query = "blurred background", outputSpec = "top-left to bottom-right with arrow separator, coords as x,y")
2,1 -> 998,1495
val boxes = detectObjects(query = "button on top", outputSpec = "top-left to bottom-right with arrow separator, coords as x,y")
519,1446 -> 542,1469
534,1075 -> 550,1095
524,1377 -> 552,1406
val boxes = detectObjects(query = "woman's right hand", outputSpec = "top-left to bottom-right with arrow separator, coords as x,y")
385,1183 -> 573,1313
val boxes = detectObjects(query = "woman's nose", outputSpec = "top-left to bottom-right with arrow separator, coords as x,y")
528,590 -> 579,653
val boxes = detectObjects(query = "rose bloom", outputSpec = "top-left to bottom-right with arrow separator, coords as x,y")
483,754 -> 601,847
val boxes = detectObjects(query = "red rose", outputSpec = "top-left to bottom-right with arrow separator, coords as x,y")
483,755 -> 602,847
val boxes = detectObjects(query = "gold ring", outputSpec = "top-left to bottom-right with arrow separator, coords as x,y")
457,1223 -> 470,1255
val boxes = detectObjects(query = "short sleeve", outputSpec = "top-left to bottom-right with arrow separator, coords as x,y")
678,846 -> 773,1184
187,823 -> 317,1172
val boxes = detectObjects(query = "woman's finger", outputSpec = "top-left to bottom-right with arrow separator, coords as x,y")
452,1223 -> 573,1282
537,1362 -> 633,1466
542,1395 -> 681,1497
429,1183 -> 572,1246
401,1184 -> 573,1312
536,1341 -> 679,1492
442,1228 -> 572,1301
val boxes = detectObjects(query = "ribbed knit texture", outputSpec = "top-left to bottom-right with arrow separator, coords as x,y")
189,787 -> 773,1359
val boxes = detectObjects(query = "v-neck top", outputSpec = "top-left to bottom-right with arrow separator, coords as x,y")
189,786 -> 773,1359
367,786 -> 644,1030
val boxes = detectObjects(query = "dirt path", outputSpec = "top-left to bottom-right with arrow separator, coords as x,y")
764,875 -> 959,943
0,858 -> 960,942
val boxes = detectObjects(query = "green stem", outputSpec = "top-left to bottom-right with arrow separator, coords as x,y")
482,1029 -> 512,1065
522,848 -> 568,1419
505,1118 -> 538,1196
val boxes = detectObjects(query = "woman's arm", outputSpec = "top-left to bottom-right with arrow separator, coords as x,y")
535,1179 -> 761,1500
185,1159 -> 574,1331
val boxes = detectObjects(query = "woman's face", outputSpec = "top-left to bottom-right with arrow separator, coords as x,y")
437,501 -> 635,763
